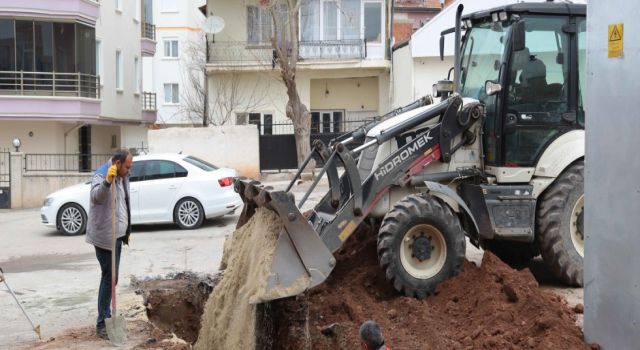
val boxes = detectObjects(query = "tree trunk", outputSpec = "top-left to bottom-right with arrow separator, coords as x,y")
283,75 -> 314,173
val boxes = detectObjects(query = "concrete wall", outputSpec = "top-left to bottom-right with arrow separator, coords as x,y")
148,125 -> 260,178
310,77 -> 379,112
0,122 -> 69,153
412,55 -> 453,99
392,45 -> 414,108
9,153 -> 92,209
584,2 -> 640,348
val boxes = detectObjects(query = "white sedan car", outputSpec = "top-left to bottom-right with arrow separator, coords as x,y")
41,154 -> 243,235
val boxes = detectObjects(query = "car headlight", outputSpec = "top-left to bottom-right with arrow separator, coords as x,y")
43,198 -> 54,207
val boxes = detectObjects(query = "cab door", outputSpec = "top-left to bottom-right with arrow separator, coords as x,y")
502,15 -> 575,167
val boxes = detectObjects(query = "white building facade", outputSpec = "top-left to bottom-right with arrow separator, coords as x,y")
143,0 -> 206,126
204,0 -> 392,135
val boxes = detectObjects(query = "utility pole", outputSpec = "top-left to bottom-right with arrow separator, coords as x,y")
203,35 -> 209,127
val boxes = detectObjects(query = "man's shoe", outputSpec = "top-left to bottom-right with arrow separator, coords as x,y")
96,326 -> 108,340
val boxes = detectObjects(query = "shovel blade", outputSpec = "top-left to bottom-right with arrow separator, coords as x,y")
105,315 -> 127,345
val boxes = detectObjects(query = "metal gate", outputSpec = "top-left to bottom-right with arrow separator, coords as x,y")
0,148 -> 10,208
259,121 -> 369,171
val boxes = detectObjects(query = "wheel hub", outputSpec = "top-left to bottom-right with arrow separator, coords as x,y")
577,210 -> 584,240
412,236 -> 432,261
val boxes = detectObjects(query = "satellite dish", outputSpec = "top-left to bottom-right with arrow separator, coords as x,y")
203,16 -> 225,34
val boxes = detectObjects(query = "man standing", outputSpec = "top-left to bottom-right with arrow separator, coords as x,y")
359,320 -> 391,350
86,149 -> 133,339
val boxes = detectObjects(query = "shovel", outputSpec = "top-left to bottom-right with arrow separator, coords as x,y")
0,267 -> 42,341
105,181 -> 127,344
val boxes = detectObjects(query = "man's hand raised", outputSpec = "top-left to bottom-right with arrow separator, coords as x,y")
106,165 -> 117,184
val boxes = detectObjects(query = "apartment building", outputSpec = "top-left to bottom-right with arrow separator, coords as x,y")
203,0 -> 392,136
0,0 -> 157,159
143,0 -> 206,126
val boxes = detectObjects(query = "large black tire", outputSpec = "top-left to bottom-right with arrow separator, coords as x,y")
537,161 -> 584,286
57,203 -> 87,236
377,193 -> 466,299
482,240 -> 539,268
174,197 -> 205,230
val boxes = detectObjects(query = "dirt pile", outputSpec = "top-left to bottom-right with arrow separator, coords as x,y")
195,208 -> 308,350
268,225 -> 592,349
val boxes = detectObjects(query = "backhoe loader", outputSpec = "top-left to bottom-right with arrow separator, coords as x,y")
234,1 -> 586,300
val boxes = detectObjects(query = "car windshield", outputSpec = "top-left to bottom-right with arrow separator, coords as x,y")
183,156 -> 219,171
459,20 -> 510,104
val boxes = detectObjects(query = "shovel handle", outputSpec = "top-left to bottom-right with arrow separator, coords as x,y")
111,181 -> 117,314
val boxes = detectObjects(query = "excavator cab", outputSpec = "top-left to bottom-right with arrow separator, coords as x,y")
455,4 -> 585,168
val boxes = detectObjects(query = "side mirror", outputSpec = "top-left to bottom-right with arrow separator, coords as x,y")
512,20 -> 525,51
485,80 -> 502,96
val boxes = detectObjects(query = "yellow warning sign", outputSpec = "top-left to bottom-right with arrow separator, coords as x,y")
608,23 -> 623,58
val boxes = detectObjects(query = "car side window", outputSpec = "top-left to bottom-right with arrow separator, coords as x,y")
143,160 -> 187,181
129,161 -> 144,182
175,163 -> 188,178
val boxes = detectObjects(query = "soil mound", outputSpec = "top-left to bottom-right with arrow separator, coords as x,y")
269,225 -> 591,349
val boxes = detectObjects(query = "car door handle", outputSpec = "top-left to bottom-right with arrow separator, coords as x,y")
520,114 -> 533,120
168,185 -> 177,190
130,188 -> 138,193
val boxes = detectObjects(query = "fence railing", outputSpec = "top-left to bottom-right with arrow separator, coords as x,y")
24,154 -> 112,173
0,71 -> 100,98
207,39 -> 365,66
251,118 -> 377,136
142,92 -> 156,111
141,22 -> 156,40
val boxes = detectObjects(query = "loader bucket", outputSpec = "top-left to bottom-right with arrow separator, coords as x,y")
234,178 -> 336,302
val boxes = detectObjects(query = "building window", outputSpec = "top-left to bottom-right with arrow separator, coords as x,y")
236,112 -> 274,135
364,2 -> 383,43
164,83 -> 179,104
134,56 -> 140,93
161,0 -> 178,12
115,0 -> 122,12
96,40 -> 103,82
116,50 -> 123,90
311,110 -> 344,133
300,0 -> 361,41
247,6 -> 287,45
163,39 -> 178,58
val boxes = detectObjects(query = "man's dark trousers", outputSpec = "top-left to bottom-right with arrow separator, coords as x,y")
95,237 -> 122,329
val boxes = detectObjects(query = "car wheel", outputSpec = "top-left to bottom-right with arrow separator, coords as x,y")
174,197 -> 204,230
57,203 -> 87,236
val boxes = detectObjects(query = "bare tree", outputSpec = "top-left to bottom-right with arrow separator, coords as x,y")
262,0 -> 314,172
179,34 -> 269,126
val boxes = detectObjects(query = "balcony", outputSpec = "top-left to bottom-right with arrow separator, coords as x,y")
0,0 -> 99,25
141,92 -> 157,123
141,22 -> 156,57
206,40 -> 366,71
0,70 -> 100,121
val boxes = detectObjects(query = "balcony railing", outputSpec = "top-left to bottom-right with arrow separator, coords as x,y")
142,92 -> 156,111
0,71 -> 100,98
299,40 -> 364,60
142,22 -> 156,41
207,39 -> 365,66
